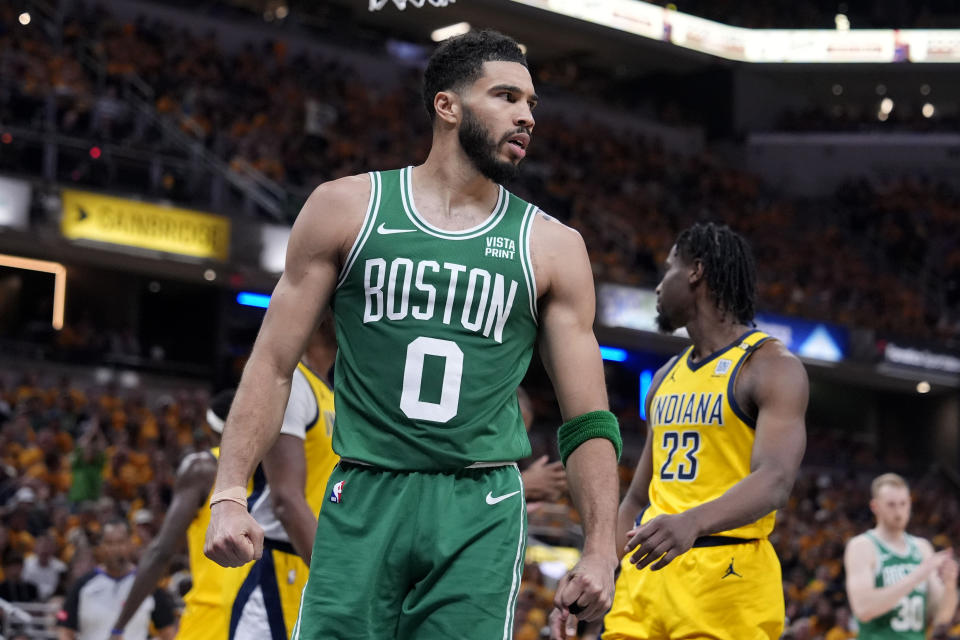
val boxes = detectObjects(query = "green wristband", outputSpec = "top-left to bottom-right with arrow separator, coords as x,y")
557,410 -> 622,466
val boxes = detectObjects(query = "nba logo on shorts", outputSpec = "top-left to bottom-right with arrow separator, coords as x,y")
714,359 -> 732,376
329,480 -> 344,504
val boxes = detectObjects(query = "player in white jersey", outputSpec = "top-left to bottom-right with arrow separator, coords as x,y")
231,316 -> 338,640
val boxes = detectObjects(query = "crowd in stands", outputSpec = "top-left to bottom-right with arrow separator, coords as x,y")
3,5 -> 960,347
556,142 -> 960,343
776,106 -> 960,134
0,370 -> 209,630
772,457 -> 960,639
0,370 -> 957,639
1,3 -> 959,639
0,6 -> 208,205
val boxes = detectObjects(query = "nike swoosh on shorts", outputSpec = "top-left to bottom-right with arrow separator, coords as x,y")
485,490 -> 521,505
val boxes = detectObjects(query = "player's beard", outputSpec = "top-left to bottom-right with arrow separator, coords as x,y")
656,301 -> 681,333
459,105 -> 520,184
656,312 -> 677,333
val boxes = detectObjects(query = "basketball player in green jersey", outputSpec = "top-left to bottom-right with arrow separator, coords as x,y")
205,29 -> 621,640
844,473 -> 958,640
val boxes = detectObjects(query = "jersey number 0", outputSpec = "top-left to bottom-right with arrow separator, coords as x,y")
400,337 -> 464,423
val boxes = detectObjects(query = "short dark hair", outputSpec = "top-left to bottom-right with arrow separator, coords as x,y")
422,29 -> 527,120
676,222 -> 757,324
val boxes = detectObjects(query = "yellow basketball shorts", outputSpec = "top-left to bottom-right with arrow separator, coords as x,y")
602,538 -> 784,640
177,563 -> 248,639
178,601 -> 231,640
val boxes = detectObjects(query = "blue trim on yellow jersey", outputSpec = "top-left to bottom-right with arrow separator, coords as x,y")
230,562 -> 258,639
298,362 -> 330,433
686,329 -> 759,372
647,355 -> 683,413
247,465 -> 267,513
726,336 -> 772,429
259,550 -> 287,640
633,509 -> 756,548
692,535 -> 757,547
229,551 -> 287,640
264,538 -> 298,556
634,505 -> 650,527
305,407 -> 320,433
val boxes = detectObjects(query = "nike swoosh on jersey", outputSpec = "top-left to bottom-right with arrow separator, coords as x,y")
376,223 -> 416,235
485,490 -> 521,505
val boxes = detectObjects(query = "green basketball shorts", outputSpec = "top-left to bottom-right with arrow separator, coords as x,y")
291,461 -> 528,640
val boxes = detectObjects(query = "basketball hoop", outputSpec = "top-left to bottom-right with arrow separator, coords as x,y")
369,0 -> 455,10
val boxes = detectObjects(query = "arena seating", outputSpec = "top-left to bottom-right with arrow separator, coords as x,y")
3,5 -> 959,344
0,371 -> 957,638
2,4 -> 959,638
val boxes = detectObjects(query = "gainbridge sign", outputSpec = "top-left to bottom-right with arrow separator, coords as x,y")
60,190 -> 230,261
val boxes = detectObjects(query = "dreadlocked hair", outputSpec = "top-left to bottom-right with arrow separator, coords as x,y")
675,222 -> 757,325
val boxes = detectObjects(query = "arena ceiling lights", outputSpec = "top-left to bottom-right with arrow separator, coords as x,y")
507,0 -> 960,63
431,22 -> 471,42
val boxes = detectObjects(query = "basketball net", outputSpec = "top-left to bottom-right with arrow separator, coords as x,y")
369,0 -> 455,10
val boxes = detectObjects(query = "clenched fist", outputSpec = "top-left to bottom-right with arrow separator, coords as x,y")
205,501 -> 264,567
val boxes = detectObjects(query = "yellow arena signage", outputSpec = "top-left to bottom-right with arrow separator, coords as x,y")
60,190 -> 230,261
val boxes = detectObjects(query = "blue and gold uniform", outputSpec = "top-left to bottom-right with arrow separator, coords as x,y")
297,361 -> 339,516
604,330 -> 785,640
231,362 -> 337,640
178,449 -> 251,639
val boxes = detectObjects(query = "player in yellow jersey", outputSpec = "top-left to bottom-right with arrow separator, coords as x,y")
111,317 -> 337,640
230,315 -> 338,640
599,222 -> 808,640
109,389 -> 246,640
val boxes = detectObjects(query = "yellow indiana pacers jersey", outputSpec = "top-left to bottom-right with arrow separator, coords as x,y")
179,448 -> 252,639
644,330 -> 775,540
296,362 -> 338,513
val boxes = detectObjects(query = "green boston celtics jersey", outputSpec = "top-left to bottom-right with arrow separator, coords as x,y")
857,531 -> 928,640
331,167 -> 539,471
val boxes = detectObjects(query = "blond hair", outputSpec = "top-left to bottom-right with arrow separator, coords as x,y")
871,473 -> 908,498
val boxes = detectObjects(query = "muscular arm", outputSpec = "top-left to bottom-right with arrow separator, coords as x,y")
615,360 -> 674,558
262,434 -> 316,565
112,453 -> 216,633
845,535 -> 946,622
616,434 -> 650,560
206,176 -> 366,566
682,343 -> 808,536
213,180 -> 355,494
535,216 -> 618,624
537,221 -> 618,559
